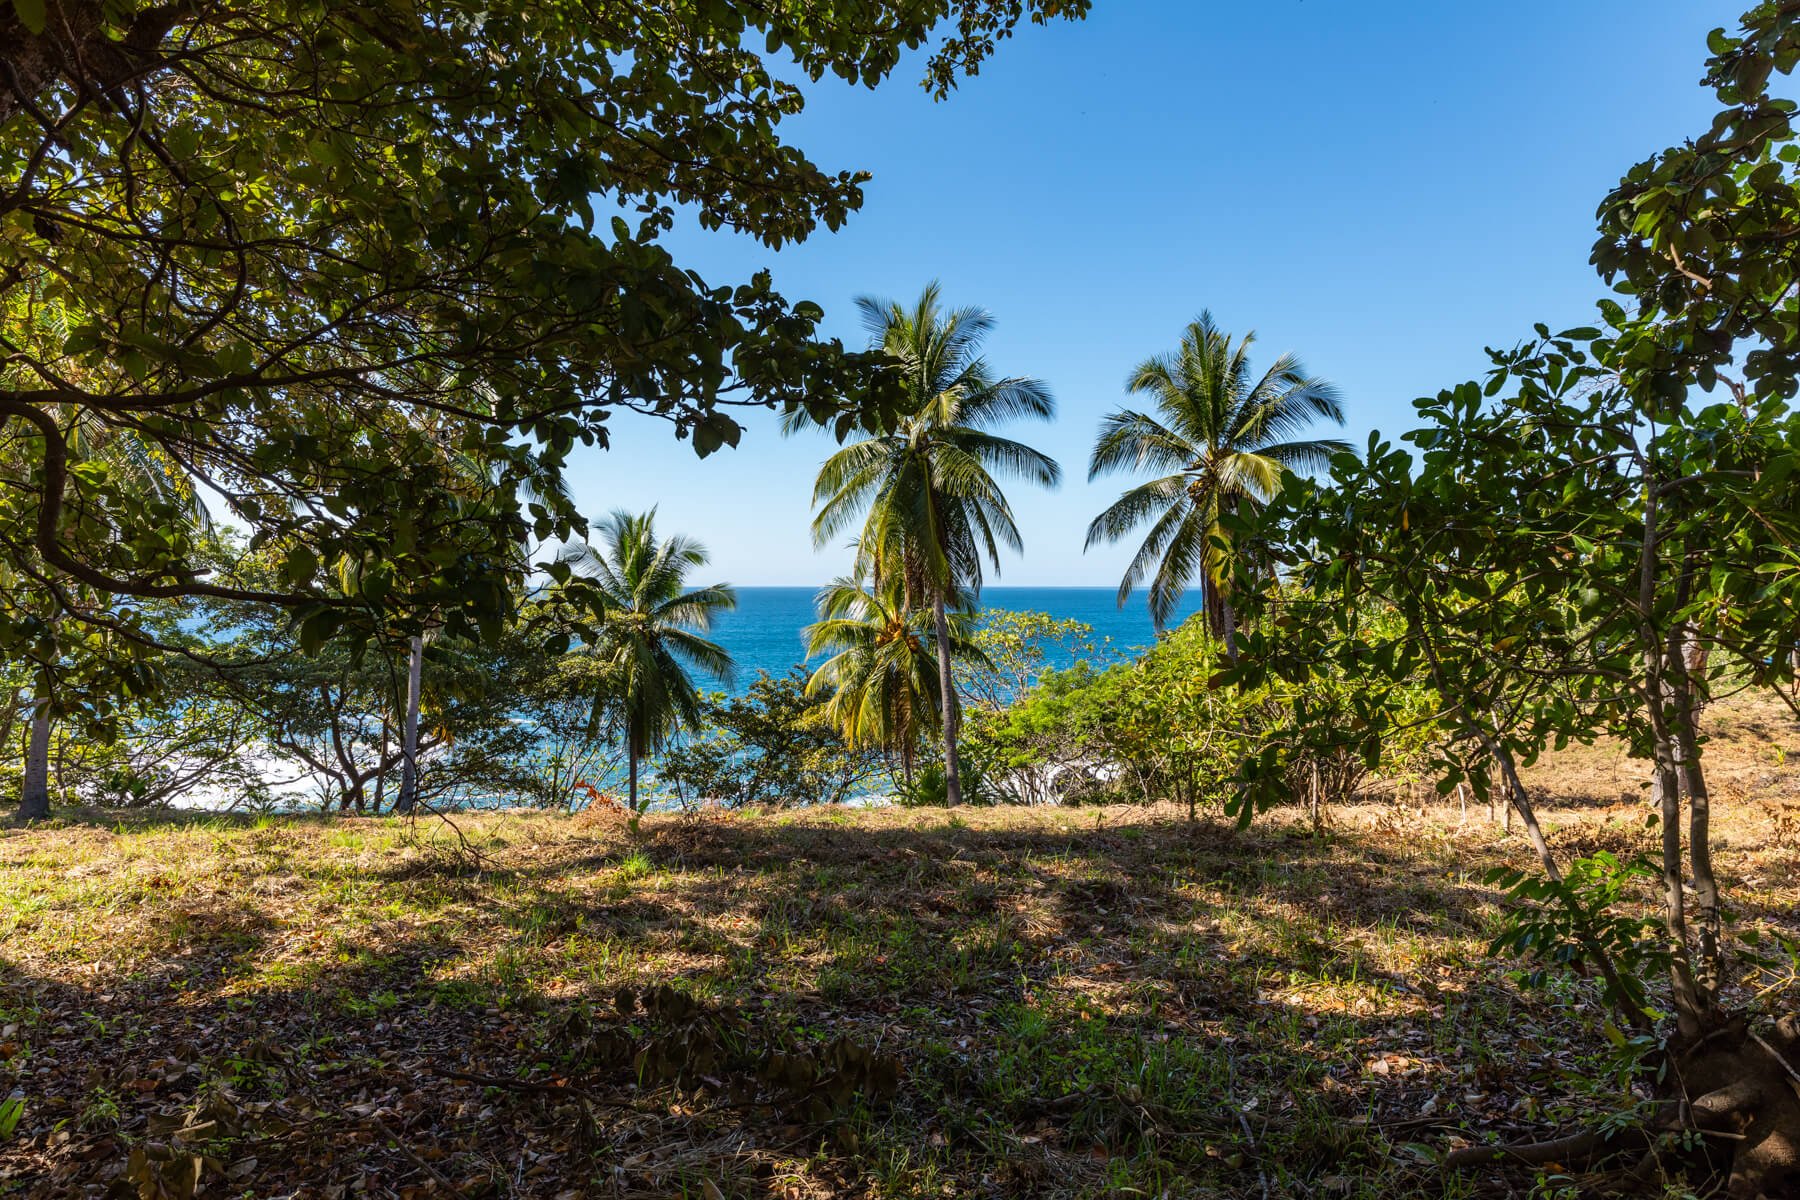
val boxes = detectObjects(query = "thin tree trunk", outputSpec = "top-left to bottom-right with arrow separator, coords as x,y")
395,634 -> 424,815
1490,741 -> 1652,1032
1650,710 -> 1703,1031
1674,685 -> 1720,1002
18,697 -> 51,821
1202,579 -> 1226,644
1218,588 -> 1239,662
933,596 -> 964,808
1411,615 -> 1649,1031
628,736 -> 640,813
372,722 -> 390,814
1636,474 -> 1705,1033
1669,559 -> 1722,1003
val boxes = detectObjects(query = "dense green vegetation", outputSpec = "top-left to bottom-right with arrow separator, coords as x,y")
5,1 -> 1800,1197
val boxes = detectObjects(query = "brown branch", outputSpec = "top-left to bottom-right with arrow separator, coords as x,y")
0,395 -> 312,605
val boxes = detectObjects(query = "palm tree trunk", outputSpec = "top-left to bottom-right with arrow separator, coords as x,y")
395,634 -> 424,815
1219,588 -> 1240,661
1202,579 -> 1226,643
19,696 -> 51,821
932,596 -> 964,808
628,730 -> 640,813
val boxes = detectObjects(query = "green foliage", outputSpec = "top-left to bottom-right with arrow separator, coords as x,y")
960,609 -> 1103,712
803,576 -> 985,781
1592,3 -> 1800,401
216,595 -> 555,814
1217,3 -> 1800,1022
1486,855 -> 1671,1021
1224,319 -> 1800,1024
968,613 -> 1435,812
564,511 -> 736,812
659,670 -> 885,809
966,660 -> 1117,804
0,1091 -> 22,1141
1086,312 -> 1347,634
504,647 -> 627,813
895,756 -> 994,807
0,0 -> 1089,715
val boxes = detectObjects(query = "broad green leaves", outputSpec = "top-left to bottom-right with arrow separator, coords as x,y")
1593,4 -> 1800,401
1,1 -> 1087,717
9,0 -> 43,34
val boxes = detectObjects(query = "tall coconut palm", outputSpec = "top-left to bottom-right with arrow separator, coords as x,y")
793,283 -> 1060,805
1086,312 -> 1348,641
565,510 -> 735,812
802,574 -> 985,783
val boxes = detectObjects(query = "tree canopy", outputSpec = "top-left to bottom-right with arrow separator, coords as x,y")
0,0 -> 1090,689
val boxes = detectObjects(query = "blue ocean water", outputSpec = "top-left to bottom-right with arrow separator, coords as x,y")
702,586 -> 1201,690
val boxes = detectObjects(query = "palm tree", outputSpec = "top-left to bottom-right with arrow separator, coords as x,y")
802,574 -> 985,783
566,509 -> 735,812
1086,312 -> 1347,641
793,282 -> 1060,805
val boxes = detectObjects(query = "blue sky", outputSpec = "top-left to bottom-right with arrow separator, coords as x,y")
567,0 -> 1732,588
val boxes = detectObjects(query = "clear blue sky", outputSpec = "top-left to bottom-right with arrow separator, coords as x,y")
566,0 -> 1732,588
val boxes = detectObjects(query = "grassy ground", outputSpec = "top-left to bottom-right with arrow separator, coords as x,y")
2,696 -> 1798,1199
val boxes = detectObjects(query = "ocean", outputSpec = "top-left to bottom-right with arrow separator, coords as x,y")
703,586 -> 1200,689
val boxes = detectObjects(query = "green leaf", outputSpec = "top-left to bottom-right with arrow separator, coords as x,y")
297,609 -> 343,656
285,545 -> 318,585
10,0 -> 45,34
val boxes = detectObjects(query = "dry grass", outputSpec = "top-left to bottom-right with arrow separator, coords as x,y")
1,694 -> 1798,1199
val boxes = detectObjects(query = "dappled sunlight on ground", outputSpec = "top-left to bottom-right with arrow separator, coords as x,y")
3,694 -> 1799,1197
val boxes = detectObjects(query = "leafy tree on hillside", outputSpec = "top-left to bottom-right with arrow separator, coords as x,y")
1086,313 -> 1346,638
566,511 -> 736,813
959,610 -> 1104,712
1225,6 -> 1800,1187
794,284 -> 1060,804
0,0 -> 1090,725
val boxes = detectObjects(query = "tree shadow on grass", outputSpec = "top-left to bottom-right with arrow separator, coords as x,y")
0,807 -> 1602,1199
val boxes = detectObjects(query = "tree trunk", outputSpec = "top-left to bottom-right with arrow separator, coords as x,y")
1633,482 -> 1707,1034
18,697 -> 51,821
628,736 -> 640,813
1489,740 -> 1652,1032
395,634 -> 424,815
933,596 -> 964,808
1201,578 -> 1226,643
1663,618 -> 1720,1007
1651,696 -> 1705,1032
1218,588 -> 1239,661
